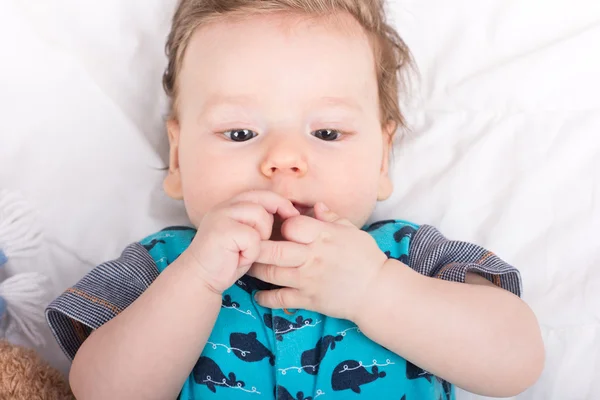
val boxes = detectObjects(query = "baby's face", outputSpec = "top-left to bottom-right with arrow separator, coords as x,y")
165,12 -> 393,229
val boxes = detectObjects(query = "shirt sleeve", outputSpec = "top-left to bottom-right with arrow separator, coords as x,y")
408,225 -> 522,297
45,243 -> 158,360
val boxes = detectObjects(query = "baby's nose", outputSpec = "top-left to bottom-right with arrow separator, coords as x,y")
262,164 -> 305,176
260,145 -> 308,177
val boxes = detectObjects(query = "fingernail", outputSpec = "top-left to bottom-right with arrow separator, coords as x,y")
321,203 -> 329,212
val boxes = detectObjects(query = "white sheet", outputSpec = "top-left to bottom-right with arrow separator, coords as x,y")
1,0 -> 599,398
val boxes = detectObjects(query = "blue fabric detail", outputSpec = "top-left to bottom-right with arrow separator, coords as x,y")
140,227 -> 196,273
0,249 -> 8,267
0,296 -> 6,318
139,220 -> 454,400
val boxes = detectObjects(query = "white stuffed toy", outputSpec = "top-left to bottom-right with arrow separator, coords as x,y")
0,189 -> 73,399
0,189 -> 48,346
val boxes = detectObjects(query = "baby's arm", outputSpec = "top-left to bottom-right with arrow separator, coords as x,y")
355,228 -> 544,397
69,253 -> 221,400
51,191 -> 299,400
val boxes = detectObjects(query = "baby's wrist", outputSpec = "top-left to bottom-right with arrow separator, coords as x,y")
353,258 -> 414,329
176,251 -> 227,297
350,258 -> 390,326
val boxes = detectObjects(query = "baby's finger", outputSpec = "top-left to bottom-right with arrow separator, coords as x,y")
280,215 -> 325,244
232,190 -> 300,220
313,202 -> 354,227
254,288 -> 306,310
224,223 -> 262,268
223,203 -> 273,240
257,240 -> 309,267
247,263 -> 301,288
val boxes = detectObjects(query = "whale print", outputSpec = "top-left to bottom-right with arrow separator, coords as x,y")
222,295 -> 240,309
394,226 -> 417,243
300,335 -> 344,375
192,356 -> 245,393
331,360 -> 387,394
276,385 -> 314,400
264,314 -> 314,341
406,361 -> 433,382
385,250 -> 409,265
230,332 -> 275,365
135,221 -> 460,399
142,239 -> 165,251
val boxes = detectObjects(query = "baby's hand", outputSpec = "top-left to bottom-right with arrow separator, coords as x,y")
184,191 -> 299,294
248,203 -> 389,322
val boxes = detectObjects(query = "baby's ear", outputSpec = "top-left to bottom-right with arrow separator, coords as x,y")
163,119 -> 184,200
377,121 -> 396,201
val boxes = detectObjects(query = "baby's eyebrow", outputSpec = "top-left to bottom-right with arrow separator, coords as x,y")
202,94 -> 257,111
315,96 -> 364,113
198,95 -> 259,122
200,95 -> 364,114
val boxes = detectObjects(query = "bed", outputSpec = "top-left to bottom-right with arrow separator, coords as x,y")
0,0 -> 598,398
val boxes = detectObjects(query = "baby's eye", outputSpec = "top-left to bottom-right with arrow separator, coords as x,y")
312,129 -> 341,141
223,129 -> 257,142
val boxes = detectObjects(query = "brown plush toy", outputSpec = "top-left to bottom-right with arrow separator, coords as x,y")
0,340 -> 74,400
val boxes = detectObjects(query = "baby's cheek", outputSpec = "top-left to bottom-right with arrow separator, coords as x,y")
349,206 -> 376,229
181,190 -> 210,228
183,203 -> 202,228
340,191 -> 379,227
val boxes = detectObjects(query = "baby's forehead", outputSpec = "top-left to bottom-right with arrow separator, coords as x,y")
185,12 -> 374,65
195,11 -> 370,43
179,12 -> 379,110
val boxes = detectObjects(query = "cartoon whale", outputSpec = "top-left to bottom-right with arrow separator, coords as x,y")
142,239 -> 165,251
192,356 -> 245,393
406,361 -> 432,382
275,385 -> 314,400
230,332 -> 275,365
385,250 -> 409,265
331,360 -> 386,393
222,294 -> 240,309
264,314 -> 313,341
393,226 -> 416,243
300,334 -> 344,375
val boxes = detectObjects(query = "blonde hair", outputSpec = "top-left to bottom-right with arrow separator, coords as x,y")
163,0 -> 413,133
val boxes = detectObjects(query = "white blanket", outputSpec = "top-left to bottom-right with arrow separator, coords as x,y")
1,0 -> 598,398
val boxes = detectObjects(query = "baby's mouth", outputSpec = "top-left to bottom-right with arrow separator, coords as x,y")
292,202 -> 314,217
271,203 -> 314,240
271,216 -> 285,241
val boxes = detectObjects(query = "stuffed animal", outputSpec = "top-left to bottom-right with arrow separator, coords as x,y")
0,340 -> 73,400
0,190 -> 74,399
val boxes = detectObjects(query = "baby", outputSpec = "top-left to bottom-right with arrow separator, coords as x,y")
46,1 -> 544,399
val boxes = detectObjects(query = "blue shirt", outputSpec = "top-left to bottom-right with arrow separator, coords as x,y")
46,219 -> 522,400
141,220 -> 453,400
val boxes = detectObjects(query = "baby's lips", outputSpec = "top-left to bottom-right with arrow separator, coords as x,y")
291,202 -> 313,216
